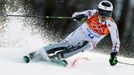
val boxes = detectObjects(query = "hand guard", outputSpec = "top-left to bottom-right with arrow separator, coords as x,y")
109,52 -> 118,66
73,14 -> 88,22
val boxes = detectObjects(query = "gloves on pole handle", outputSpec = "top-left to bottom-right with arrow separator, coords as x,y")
109,52 -> 118,66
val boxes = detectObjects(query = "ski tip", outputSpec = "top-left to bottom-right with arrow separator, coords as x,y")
52,59 -> 68,67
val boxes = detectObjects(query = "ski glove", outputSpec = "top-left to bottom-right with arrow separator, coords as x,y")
109,52 -> 118,66
73,14 -> 88,22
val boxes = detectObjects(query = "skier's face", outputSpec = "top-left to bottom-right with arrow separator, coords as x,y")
98,9 -> 112,22
99,15 -> 108,22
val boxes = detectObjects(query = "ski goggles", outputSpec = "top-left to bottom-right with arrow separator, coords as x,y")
98,9 -> 112,17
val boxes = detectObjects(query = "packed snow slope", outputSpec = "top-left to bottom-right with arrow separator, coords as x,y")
0,48 -> 134,75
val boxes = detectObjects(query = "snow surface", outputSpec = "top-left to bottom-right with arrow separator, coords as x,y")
0,48 -> 134,75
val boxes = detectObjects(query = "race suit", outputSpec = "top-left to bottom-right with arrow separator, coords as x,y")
35,9 -> 120,60
67,9 -> 120,52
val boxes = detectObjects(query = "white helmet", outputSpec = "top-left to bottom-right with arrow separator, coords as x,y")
98,1 -> 113,17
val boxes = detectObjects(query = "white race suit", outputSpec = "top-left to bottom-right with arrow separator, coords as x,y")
34,9 -> 120,60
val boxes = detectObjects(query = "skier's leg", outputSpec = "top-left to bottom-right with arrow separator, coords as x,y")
43,40 -> 69,52
57,25 -> 94,59
24,24 -> 88,62
23,48 -> 51,63
60,41 -> 91,59
23,40 -> 69,63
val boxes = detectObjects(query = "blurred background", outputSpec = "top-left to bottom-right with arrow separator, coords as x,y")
0,0 -> 134,58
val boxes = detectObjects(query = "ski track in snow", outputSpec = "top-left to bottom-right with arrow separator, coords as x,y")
0,48 -> 134,75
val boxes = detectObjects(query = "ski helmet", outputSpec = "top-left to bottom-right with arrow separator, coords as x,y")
98,1 -> 113,17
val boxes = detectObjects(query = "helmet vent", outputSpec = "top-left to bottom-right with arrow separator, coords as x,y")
102,2 -> 111,7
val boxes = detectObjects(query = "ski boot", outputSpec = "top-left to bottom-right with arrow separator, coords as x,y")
59,60 -> 68,66
57,60 -> 68,67
23,52 -> 35,63
49,52 -> 68,67
23,56 -> 30,63
50,59 -> 68,67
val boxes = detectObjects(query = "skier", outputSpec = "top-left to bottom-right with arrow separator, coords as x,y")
23,0 -> 120,66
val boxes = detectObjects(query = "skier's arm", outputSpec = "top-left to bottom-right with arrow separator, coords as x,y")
107,18 -> 120,66
72,9 -> 97,22
107,18 -> 120,53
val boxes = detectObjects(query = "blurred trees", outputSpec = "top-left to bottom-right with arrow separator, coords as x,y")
1,0 -> 134,57
30,0 -> 94,40
28,0 -> 134,57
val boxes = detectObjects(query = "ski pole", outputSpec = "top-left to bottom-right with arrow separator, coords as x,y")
118,61 -> 134,66
3,15 -> 73,19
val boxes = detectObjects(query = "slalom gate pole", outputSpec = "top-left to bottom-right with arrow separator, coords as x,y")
2,15 -> 73,19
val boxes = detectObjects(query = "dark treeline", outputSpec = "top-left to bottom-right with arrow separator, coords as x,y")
27,0 -> 134,57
